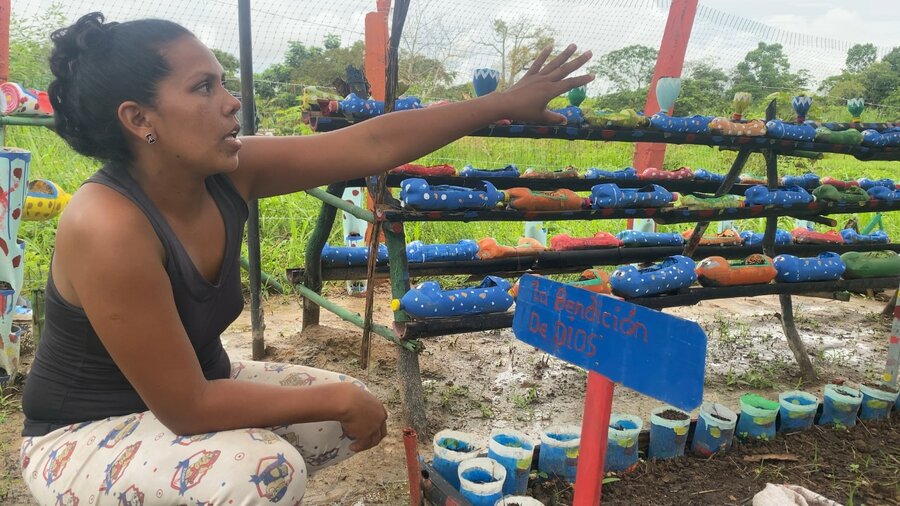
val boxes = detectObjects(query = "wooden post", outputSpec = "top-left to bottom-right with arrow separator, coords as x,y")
629,0 -> 698,231
363,0 -> 390,245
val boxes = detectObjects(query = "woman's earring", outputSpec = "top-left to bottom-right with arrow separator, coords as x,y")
145,133 -> 157,144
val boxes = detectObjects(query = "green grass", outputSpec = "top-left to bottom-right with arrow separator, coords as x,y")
7,125 -> 900,294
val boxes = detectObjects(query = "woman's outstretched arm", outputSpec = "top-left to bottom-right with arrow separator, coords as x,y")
230,45 -> 593,200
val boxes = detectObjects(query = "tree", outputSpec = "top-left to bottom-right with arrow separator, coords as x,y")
674,62 -> 730,116
731,42 -> 808,97
588,45 -> 658,92
845,43 -> 877,73
478,16 -> 555,88
398,0 -> 462,99
211,49 -> 240,92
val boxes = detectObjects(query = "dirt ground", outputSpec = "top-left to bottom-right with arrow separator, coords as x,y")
1,286 -> 898,505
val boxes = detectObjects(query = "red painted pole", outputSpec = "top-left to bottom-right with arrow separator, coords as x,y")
572,372 -> 616,506
0,0 -> 9,83
628,0 -> 698,230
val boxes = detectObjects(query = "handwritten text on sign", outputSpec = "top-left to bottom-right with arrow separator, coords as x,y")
512,275 -> 707,411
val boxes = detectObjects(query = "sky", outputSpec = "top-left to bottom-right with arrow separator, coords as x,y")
11,0 -> 900,91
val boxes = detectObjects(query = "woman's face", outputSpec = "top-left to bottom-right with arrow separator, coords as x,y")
146,36 -> 242,175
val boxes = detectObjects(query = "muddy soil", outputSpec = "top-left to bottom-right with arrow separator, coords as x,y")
1,287 -> 897,505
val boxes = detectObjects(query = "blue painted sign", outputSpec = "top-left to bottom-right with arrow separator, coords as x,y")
512,274 -> 707,411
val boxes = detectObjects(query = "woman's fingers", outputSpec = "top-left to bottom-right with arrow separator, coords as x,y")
525,46 -> 553,76
539,43 -> 578,75
549,50 -> 593,81
557,73 -> 596,94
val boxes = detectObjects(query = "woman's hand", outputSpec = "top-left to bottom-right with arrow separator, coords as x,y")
498,43 -> 594,125
335,382 -> 389,452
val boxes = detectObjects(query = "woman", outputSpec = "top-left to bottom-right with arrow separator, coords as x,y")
19,12 -> 592,504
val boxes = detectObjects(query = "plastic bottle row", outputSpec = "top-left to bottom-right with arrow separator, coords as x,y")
431,385 -> 899,505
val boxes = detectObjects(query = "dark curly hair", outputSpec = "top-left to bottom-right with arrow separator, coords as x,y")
48,12 -> 193,163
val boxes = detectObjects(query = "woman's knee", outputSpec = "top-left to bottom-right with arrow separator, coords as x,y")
225,432 -> 309,503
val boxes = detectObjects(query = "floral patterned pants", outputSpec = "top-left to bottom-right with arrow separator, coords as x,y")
20,360 -> 364,505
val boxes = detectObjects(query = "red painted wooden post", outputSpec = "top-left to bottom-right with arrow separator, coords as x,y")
363,0 -> 390,244
0,0 -> 9,142
572,373 -> 616,506
628,0 -> 698,231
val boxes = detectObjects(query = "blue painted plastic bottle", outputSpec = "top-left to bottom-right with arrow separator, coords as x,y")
819,384 -> 862,427
648,406 -> 691,459
605,414 -> 643,472
458,458 -> 507,506
537,425 -> 580,483
735,394 -> 779,441
691,402 -> 737,456
486,429 -> 535,496
432,430 -> 480,490
777,390 -> 818,433
858,384 -> 899,421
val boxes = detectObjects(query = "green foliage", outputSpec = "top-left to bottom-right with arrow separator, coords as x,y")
731,42 -> 808,98
674,62 -> 731,116
480,17 -> 555,88
589,45 -> 658,92
845,43 -> 877,74
211,48 -> 241,93
8,4 -> 67,89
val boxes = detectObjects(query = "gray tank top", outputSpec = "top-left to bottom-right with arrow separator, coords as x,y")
22,165 -> 248,436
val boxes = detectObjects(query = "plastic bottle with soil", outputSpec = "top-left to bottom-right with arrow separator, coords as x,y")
735,393 -> 779,441
777,390 -> 819,433
858,383 -> 899,421
648,406 -> 691,459
487,429 -> 536,496
458,457 -> 507,506
495,496 -> 545,506
432,430 -> 481,490
537,425 -> 580,483
605,414 -> 643,472
818,384 -> 863,427
691,402 -> 737,456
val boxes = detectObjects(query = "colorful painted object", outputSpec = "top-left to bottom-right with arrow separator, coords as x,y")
649,113 -> 710,134
0,149 -> 29,377
655,77 -> 681,112
476,237 -> 545,260
617,230 -> 684,247
337,93 -> 422,118
1,82 -> 53,116
732,92 -> 751,121
735,394 -> 778,441
839,229 -> 889,244
405,240 -> 478,263
592,108 -> 648,128
867,186 -> 900,201
675,194 -> 743,210
814,127 -> 863,145
764,120 -> 816,142
778,390 -> 819,433
639,166 -> 694,181
840,251 -> 900,279
392,276 -> 513,318
570,269 -> 613,294
857,178 -> 895,191
432,430 -> 480,490
773,253 -> 845,282
504,188 -> 584,212
744,185 -> 813,207
708,117 -> 766,136
320,244 -> 388,266
605,414 -> 642,472
820,177 -> 859,190
537,426 -> 580,483
549,232 -> 622,251
812,184 -> 870,203
400,178 -> 503,211
693,169 -> 726,184
858,384 -> 899,421
23,179 -> 71,221
590,183 -> 674,209
847,98 -> 865,122
458,458 -> 506,506
691,402 -> 737,456
792,95 -> 812,123
567,85 -> 587,107
648,407 -> 690,460
550,106 -> 585,125
389,163 -> 456,177
740,229 -> 793,247
584,167 -> 638,180
473,69 -> 500,97
695,254 -> 776,287
486,429 -> 535,496
680,228 -> 743,246
460,164 -> 520,178
861,128 -> 900,147
781,172 -> 820,190
521,167 -> 580,179
610,255 -> 697,298
790,228 -> 844,245
819,385 -> 862,427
